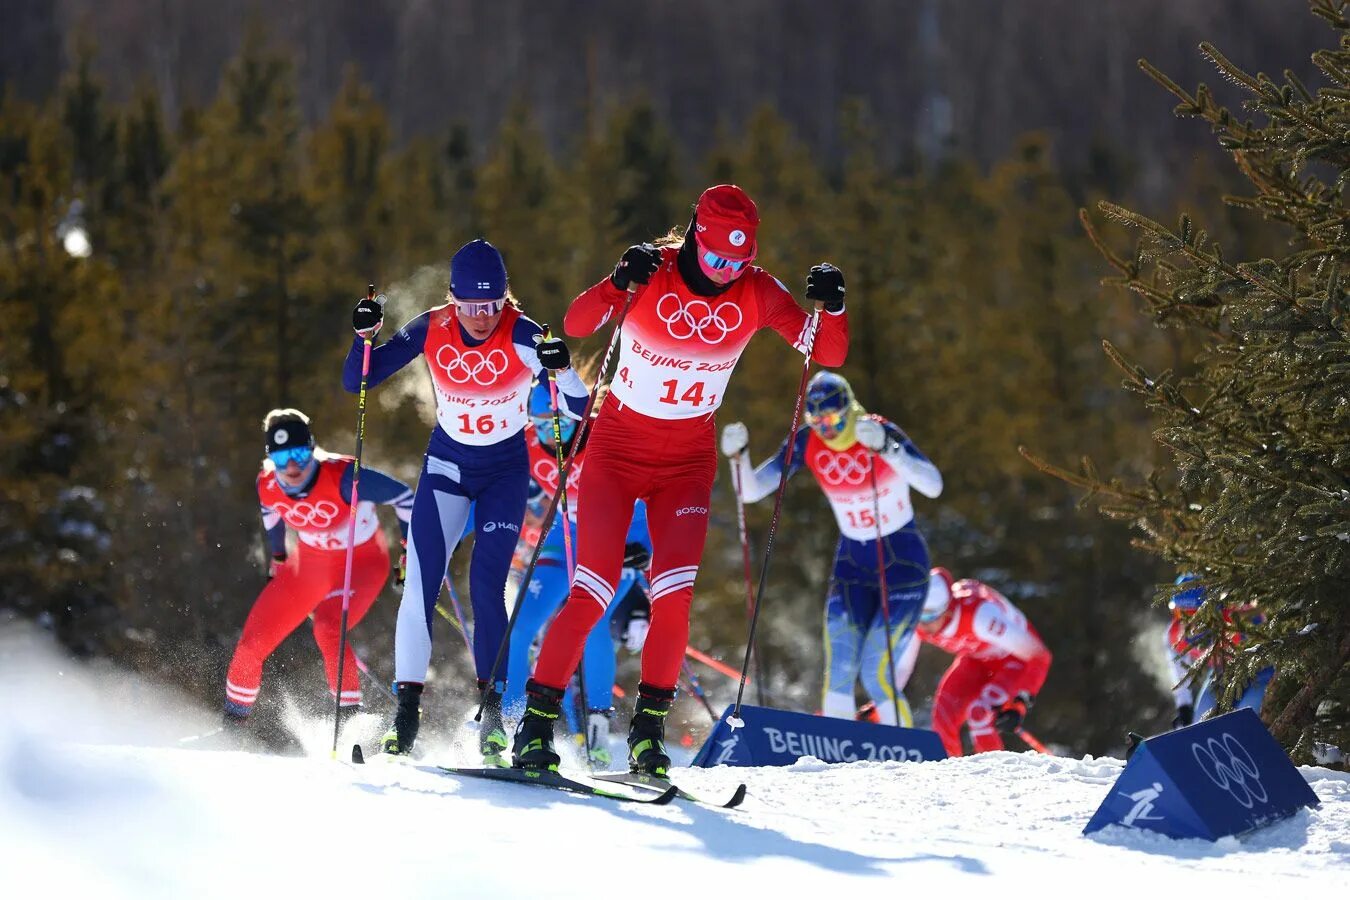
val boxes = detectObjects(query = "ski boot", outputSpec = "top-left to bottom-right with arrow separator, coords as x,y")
627,683 -> 676,778
511,680 -> 564,771
380,682 -> 423,756
585,708 -> 614,771
477,680 -> 509,768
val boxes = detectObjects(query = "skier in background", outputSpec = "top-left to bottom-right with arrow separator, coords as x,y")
721,371 -> 941,726
512,184 -> 849,775
503,379 -> 654,769
345,239 -> 584,764
224,408 -> 412,729
899,567 -> 1052,756
1163,573 -> 1271,728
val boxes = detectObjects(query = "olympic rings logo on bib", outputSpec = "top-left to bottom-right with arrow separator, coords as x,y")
435,345 -> 510,386
814,449 -> 871,486
273,500 -> 341,528
655,292 -> 743,344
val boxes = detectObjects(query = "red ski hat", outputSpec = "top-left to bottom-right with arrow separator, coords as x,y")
693,184 -> 759,259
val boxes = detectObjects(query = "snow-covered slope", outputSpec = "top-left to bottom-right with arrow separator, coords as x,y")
2,629 -> 1347,899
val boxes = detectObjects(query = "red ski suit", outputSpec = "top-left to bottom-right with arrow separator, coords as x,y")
531,249 -> 849,691
226,456 -> 390,712
920,579 -> 1051,756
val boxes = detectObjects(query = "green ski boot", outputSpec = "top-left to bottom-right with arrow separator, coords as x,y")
478,680 -> 509,767
511,680 -> 564,771
627,683 -> 676,778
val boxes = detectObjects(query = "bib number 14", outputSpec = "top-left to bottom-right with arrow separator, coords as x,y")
659,379 -> 714,407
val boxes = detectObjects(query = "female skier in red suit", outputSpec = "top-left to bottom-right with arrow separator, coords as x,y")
512,185 -> 850,775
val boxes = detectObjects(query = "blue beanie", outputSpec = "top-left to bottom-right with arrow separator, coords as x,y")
450,239 -> 508,299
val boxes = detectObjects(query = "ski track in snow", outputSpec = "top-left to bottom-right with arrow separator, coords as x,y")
1,738 -> 1347,899
0,629 -> 1346,899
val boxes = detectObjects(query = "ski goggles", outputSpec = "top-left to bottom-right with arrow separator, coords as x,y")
453,295 -> 508,317
694,235 -> 753,274
268,445 -> 314,468
805,409 -> 849,435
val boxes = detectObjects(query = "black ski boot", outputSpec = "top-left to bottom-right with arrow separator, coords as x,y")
380,682 -> 423,756
627,683 -> 676,778
511,680 -> 564,771
477,680 -> 509,768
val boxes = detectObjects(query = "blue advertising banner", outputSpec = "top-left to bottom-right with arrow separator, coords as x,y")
691,704 -> 946,768
1083,707 -> 1319,840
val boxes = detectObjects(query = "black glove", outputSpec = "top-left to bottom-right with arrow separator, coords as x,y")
805,263 -> 846,313
395,540 -> 407,588
268,552 -> 287,580
993,692 -> 1032,734
534,333 -> 571,371
1172,703 -> 1194,730
622,541 -> 651,570
352,294 -> 385,338
610,243 -> 661,291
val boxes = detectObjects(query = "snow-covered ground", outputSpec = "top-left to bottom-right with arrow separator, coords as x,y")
2,628 -> 1347,899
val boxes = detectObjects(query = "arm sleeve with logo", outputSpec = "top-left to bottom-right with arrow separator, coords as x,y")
510,316 -> 589,418
340,465 -> 414,542
342,311 -> 431,392
756,273 -> 849,367
730,426 -> 809,503
876,419 -> 943,499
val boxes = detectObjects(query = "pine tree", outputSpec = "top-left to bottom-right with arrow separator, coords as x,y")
1026,0 -> 1350,757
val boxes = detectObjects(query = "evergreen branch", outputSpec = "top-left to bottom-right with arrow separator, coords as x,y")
1309,0 -> 1350,32
1197,42 -> 1265,95
1016,446 -> 1151,504
1234,262 -> 1300,305
1077,208 -> 1134,277
1267,629 -> 1350,744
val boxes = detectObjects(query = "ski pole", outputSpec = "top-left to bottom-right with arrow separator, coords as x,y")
727,459 -> 766,705
681,660 -> 718,722
544,324 -> 590,761
685,645 -> 748,683
868,452 -> 905,727
474,291 -> 637,723
1017,727 -> 1051,755
730,302 -> 823,727
333,284 -> 381,757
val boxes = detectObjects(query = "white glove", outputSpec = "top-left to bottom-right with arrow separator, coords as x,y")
720,421 -> 749,458
624,617 -> 650,653
855,417 -> 887,452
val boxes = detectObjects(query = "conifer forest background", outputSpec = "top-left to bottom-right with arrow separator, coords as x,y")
2,0 -> 1345,758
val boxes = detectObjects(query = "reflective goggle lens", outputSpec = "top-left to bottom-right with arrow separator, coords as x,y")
807,410 -> 848,433
268,445 -> 314,467
700,248 -> 749,273
455,296 -> 507,317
